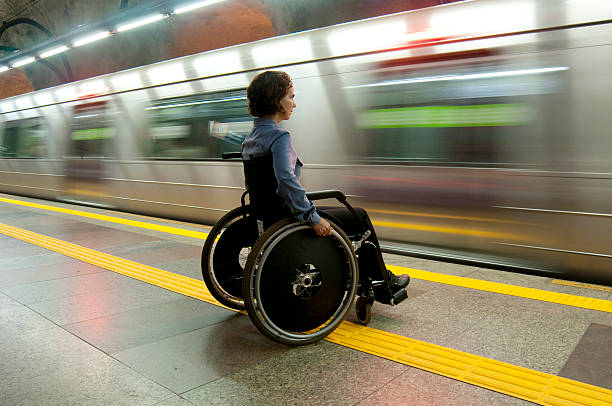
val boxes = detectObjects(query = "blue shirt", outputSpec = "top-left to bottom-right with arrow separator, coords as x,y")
242,117 -> 321,226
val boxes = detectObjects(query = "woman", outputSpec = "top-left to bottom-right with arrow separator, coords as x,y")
242,70 -> 409,294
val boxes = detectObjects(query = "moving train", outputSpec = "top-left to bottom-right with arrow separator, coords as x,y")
1,0 -> 612,285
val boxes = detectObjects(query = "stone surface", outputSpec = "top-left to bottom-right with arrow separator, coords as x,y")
1,195 -> 608,405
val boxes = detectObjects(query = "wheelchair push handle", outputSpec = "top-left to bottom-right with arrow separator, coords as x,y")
306,190 -> 346,203
307,190 -> 365,228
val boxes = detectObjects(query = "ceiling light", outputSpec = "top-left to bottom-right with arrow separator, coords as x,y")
73,31 -> 111,47
117,14 -> 165,32
40,45 -> 69,59
175,0 -> 224,14
12,57 -> 37,68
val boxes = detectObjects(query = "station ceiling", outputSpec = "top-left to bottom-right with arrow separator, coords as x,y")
0,0 -> 457,98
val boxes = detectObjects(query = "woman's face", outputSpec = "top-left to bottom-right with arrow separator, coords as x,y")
278,86 -> 296,121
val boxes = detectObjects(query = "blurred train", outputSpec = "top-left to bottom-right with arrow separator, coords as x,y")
1,0 -> 612,285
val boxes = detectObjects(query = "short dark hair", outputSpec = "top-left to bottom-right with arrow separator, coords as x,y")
247,71 -> 293,118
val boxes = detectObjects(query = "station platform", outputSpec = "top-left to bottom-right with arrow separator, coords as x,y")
1,192 -> 611,406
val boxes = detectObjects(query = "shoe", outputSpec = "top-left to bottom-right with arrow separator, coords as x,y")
387,270 -> 410,291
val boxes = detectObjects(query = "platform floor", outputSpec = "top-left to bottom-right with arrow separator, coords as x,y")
0,193 -> 611,406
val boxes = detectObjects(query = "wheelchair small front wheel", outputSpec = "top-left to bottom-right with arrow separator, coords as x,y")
355,296 -> 372,325
243,218 -> 358,346
201,205 -> 257,310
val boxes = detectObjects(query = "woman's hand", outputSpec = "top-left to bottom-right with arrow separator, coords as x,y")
313,218 -> 332,236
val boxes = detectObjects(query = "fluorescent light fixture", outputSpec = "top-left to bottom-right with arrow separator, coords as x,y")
73,31 -> 111,47
175,0 -> 224,14
431,3 -> 535,36
79,80 -> 108,97
327,20 -> 406,55
74,113 -> 99,120
15,97 -> 33,110
147,62 -> 186,85
111,72 -> 143,91
12,57 -> 36,68
0,101 -> 15,113
55,85 -> 77,102
35,92 -> 54,106
193,51 -> 241,77
0,66 -> 9,73
344,67 -> 570,89
117,14 -> 165,32
251,38 -> 313,67
146,96 -> 246,110
40,45 -> 69,59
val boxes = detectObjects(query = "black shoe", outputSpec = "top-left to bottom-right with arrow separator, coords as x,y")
387,270 -> 410,291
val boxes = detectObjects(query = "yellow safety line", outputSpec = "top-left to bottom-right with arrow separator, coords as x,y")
372,220 -> 523,240
387,265 -> 612,314
0,196 -> 208,240
368,208 -> 522,224
327,322 -> 612,406
0,195 -> 520,241
551,279 -> 612,293
1,195 -> 609,313
1,222 -> 610,406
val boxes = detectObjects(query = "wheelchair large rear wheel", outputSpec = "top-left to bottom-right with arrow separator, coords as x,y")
243,218 -> 358,346
201,205 -> 258,310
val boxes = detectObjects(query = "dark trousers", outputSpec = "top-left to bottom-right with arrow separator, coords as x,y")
318,206 -> 388,283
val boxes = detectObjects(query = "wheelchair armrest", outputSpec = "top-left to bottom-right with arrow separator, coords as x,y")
307,190 -> 367,230
306,190 -> 346,203
222,152 -> 243,160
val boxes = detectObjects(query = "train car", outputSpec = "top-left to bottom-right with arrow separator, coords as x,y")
1,0 -> 612,285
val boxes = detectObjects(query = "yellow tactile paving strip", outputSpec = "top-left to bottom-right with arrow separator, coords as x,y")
0,196 -> 207,239
387,265 -> 612,314
551,279 -> 612,293
328,323 -> 612,406
1,221 -> 611,406
1,194 -> 610,314
0,222 -> 228,310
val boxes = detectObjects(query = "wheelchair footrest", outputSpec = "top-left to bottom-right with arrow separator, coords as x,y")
390,288 -> 408,306
372,282 -> 408,306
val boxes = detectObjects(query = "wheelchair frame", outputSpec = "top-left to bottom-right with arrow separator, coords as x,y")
201,152 -> 395,345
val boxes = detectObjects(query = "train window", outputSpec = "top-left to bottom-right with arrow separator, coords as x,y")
347,52 -> 566,167
69,101 -> 115,158
145,89 -> 251,160
0,117 -> 47,158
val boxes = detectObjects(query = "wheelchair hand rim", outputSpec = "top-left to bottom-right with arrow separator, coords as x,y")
252,224 -> 357,341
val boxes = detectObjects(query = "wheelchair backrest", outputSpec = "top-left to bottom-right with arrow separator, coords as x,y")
243,153 -> 288,229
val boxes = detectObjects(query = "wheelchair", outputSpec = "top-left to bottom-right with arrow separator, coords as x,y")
202,152 -> 408,346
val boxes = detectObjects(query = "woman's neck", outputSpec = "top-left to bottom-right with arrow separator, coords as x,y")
263,113 -> 282,124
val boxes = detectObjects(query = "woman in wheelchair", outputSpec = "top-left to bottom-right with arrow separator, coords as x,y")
201,70 -> 409,345
243,70 -> 409,296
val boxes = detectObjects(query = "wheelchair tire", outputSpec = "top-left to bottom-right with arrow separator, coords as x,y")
201,205 -> 258,310
355,296 -> 372,325
243,218 -> 358,346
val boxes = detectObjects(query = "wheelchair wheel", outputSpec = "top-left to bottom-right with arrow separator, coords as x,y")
201,205 -> 258,310
243,218 -> 358,346
355,296 -> 372,325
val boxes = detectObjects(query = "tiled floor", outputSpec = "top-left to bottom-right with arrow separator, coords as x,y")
1,196 -> 610,405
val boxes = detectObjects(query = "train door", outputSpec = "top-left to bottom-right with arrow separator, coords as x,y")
61,101 -> 115,207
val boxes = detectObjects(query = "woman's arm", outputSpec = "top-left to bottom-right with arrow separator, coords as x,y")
270,132 -> 320,225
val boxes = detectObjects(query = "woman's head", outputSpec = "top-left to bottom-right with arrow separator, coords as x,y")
247,71 -> 295,121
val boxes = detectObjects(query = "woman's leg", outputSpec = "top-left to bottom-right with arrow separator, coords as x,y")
317,206 -> 409,292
